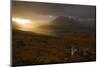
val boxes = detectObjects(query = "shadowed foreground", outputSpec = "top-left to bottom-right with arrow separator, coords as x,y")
12,29 -> 96,66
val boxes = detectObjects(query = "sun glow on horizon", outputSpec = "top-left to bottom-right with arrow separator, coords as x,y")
12,17 -> 53,35
12,17 -> 37,31
12,18 -> 31,25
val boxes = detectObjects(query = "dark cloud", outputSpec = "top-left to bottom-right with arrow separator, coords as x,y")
12,1 -> 96,18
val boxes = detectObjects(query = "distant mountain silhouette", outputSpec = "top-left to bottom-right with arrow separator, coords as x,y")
51,16 -> 95,36
51,16 -> 77,29
52,16 -> 71,24
49,16 -> 80,36
38,16 -> 95,36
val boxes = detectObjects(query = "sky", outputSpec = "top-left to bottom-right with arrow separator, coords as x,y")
12,1 -> 96,18
12,1 -> 96,36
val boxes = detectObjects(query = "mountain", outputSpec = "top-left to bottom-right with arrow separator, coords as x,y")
51,16 -> 77,31
52,16 -> 76,26
39,16 -> 96,36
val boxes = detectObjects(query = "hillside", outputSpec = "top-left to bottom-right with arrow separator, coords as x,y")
12,29 -> 96,66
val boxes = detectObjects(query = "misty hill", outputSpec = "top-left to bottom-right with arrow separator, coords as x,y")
39,16 -> 96,36
52,16 -> 77,26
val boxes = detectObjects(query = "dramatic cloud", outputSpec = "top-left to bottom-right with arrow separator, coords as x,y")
12,1 -> 96,36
